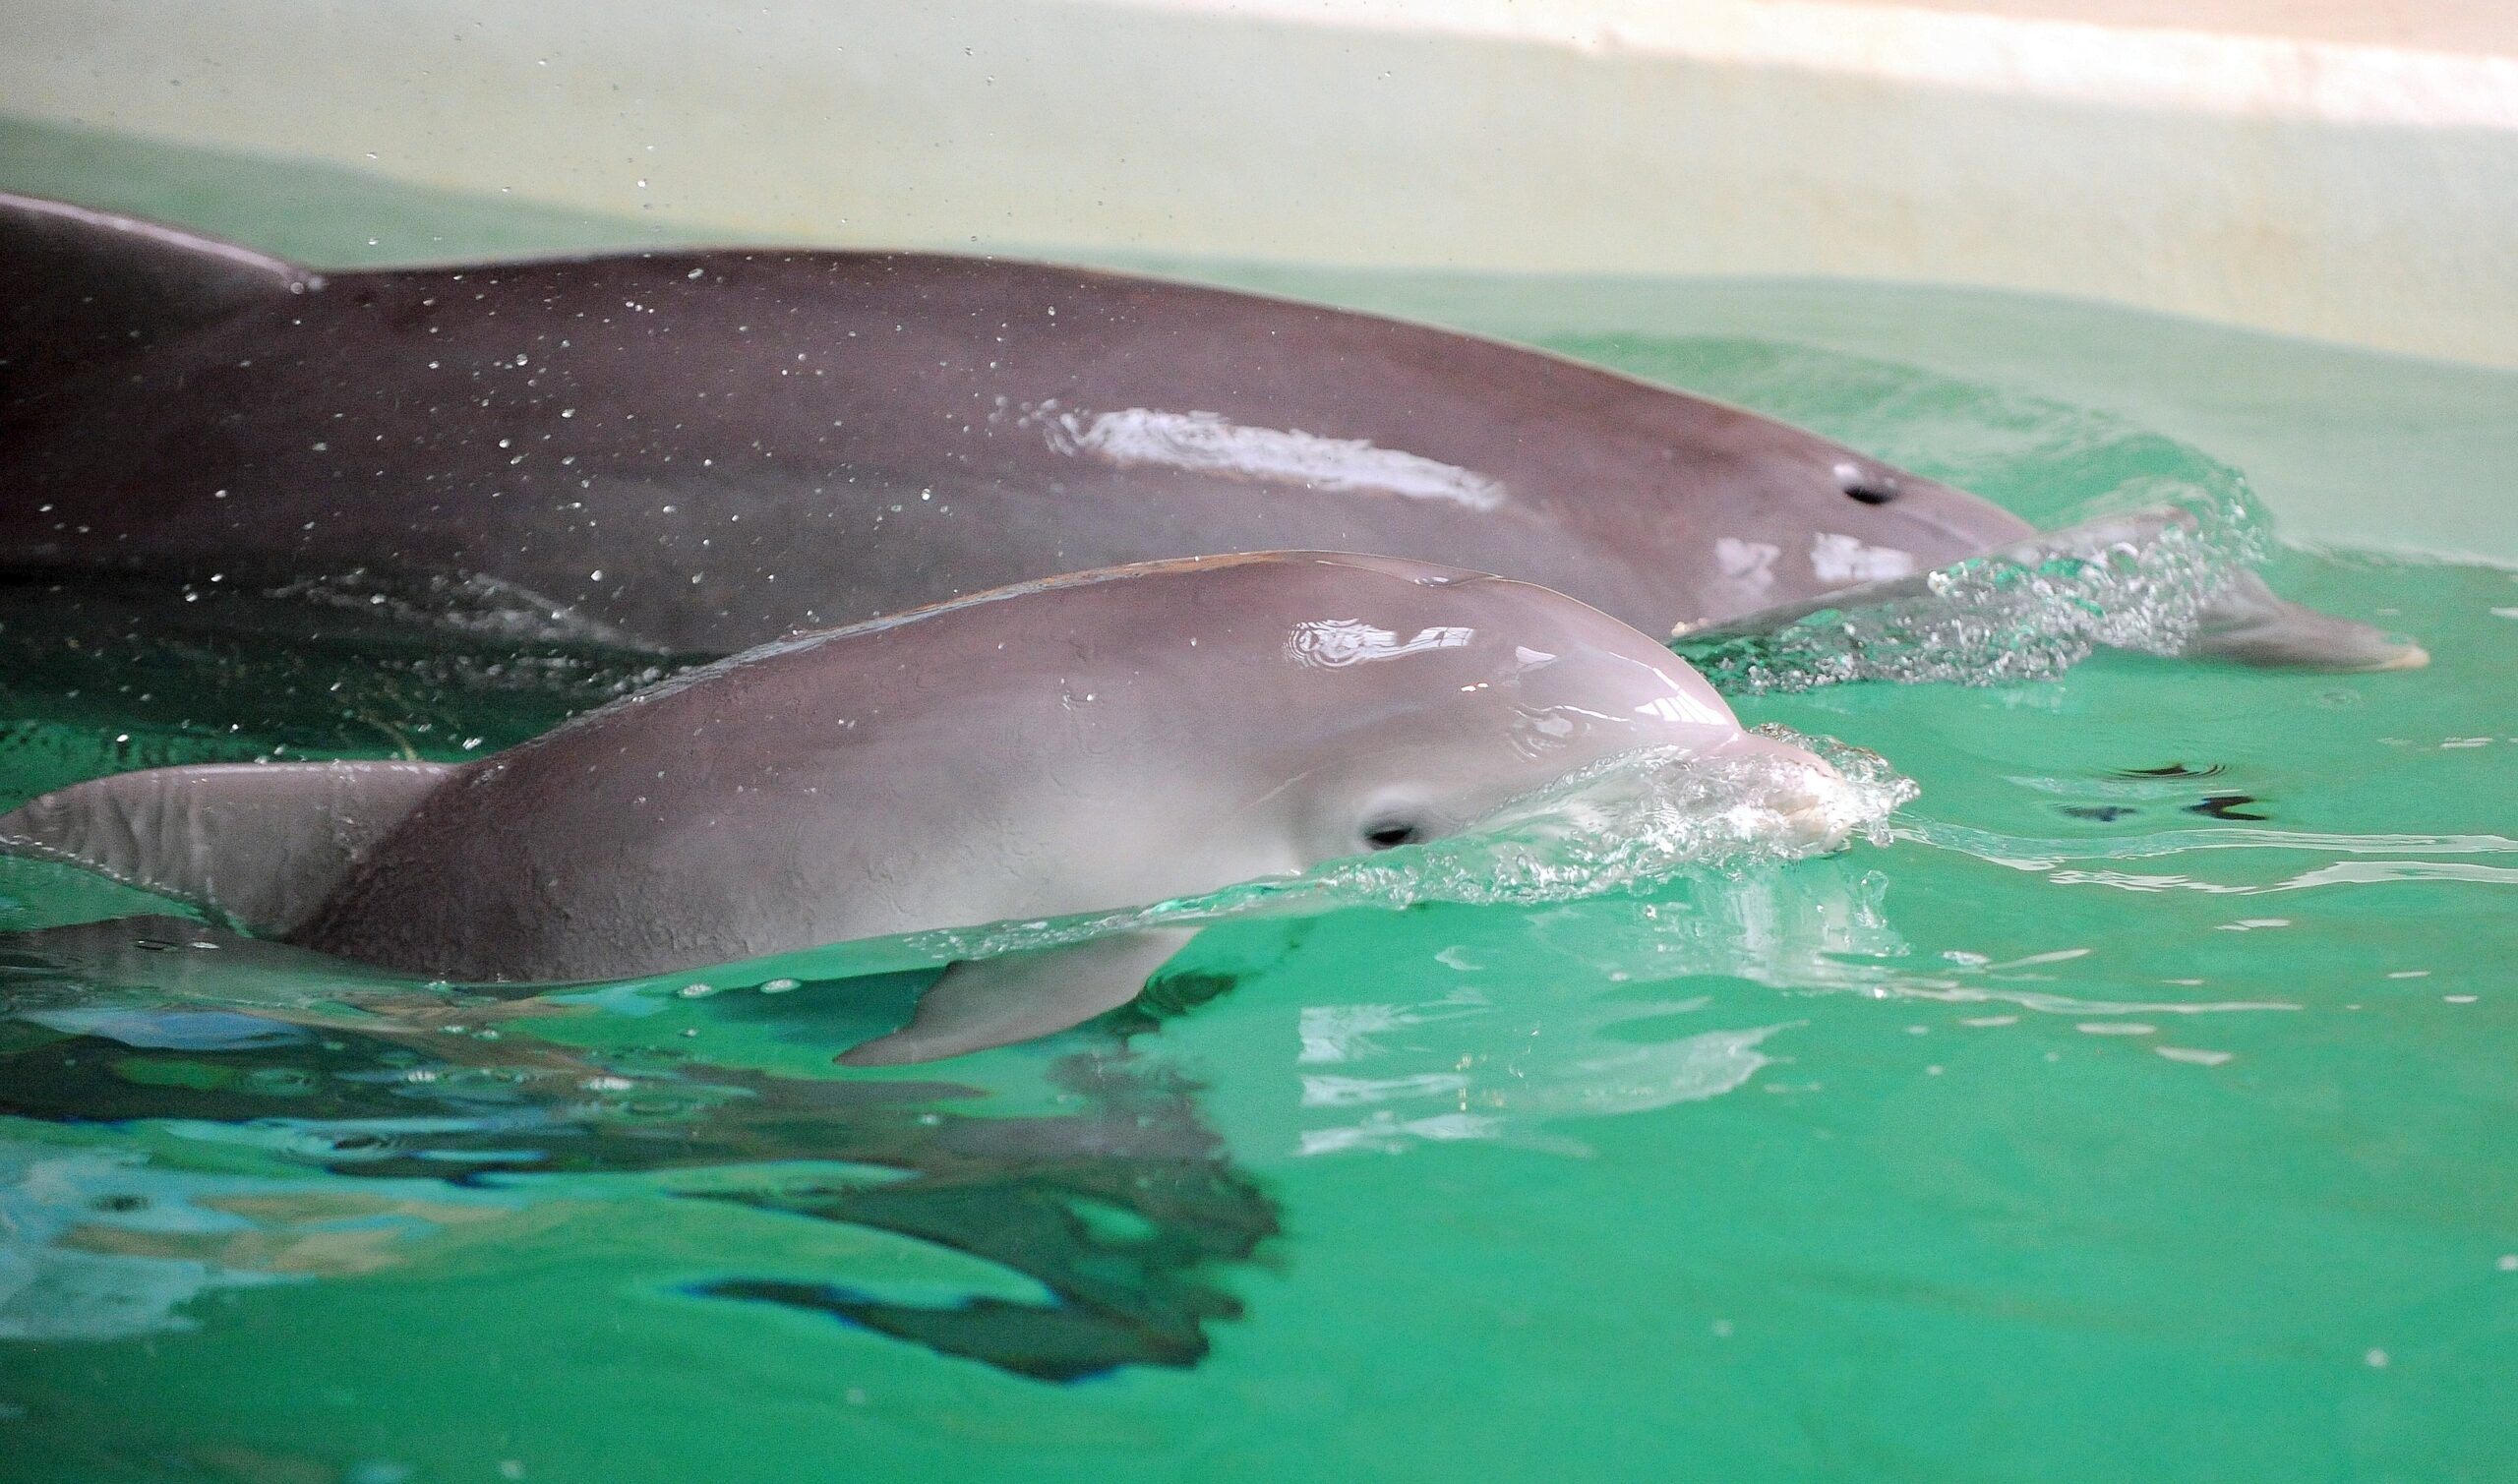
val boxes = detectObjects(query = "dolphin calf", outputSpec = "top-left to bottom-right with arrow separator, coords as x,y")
0,553 -> 1855,1064
0,193 -> 2417,671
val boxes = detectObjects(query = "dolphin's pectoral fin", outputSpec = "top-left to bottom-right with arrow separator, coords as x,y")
835,929 -> 1198,1067
2183,569 -> 2428,672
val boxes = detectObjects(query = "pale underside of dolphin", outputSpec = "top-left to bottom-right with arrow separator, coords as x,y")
0,192 -> 2417,671
0,553 -> 1851,1065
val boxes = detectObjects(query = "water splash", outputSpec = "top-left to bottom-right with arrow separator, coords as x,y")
1676,480 -> 2273,693
1251,727 -> 1914,913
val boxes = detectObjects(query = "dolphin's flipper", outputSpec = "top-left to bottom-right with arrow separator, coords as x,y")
836,929 -> 1198,1067
0,192 -> 314,402
2183,568 -> 2428,671
0,761 -> 452,937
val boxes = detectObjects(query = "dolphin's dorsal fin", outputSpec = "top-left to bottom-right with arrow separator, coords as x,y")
0,193 -> 316,404
0,761 -> 451,937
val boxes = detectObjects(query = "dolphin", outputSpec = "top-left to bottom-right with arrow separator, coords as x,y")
0,193 -> 2418,671
0,552 -> 1855,1065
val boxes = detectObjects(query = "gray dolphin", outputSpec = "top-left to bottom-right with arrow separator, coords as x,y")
0,552 -> 1854,1065
0,193 -> 2417,671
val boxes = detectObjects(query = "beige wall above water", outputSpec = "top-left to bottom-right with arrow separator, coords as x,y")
3,0 -> 2511,366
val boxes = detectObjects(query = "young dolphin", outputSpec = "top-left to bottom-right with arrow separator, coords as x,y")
0,193 -> 2416,671
0,553 -> 1853,1065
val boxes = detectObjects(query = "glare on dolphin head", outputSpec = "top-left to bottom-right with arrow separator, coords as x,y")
1634,693 -> 1731,727
1285,619 -> 1476,667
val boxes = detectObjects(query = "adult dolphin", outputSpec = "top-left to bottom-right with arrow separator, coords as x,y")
0,552 -> 1860,1065
0,194 -> 2415,671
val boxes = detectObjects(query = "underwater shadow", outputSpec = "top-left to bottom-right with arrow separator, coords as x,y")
0,952 -> 1280,1383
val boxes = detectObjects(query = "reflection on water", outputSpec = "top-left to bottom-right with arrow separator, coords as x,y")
0,860 -> 1945,1372
1201,862 -> 1892,1159
1277,866 -> 1887,1158
1289,1015 -> 1789,1158
1,1137 -> 303,1341
0,927 -> 1278,1381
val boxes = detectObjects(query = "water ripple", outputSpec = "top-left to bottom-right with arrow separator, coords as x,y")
2049,861 -> 2518,895
1900,821 -> 2518,869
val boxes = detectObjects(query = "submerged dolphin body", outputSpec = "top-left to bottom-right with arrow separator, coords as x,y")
0,553 -> 1855,1065
0,193 -> 2416,670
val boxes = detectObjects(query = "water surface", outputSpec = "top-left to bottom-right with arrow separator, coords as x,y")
2,122 -> 2512,1484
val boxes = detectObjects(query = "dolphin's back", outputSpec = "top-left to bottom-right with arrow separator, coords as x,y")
0,193 -> 314,414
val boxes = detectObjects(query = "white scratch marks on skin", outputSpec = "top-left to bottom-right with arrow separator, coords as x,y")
1669,538 -> 1786,637
1046,407 -> 1508,511
1715,537 -> 1780,581
1715,537 -> 1781,590
1287,621 -> 1477,667
1810,532 -> 1917,584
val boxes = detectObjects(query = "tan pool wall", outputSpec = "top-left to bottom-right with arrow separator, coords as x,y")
2,0 -> 2512,367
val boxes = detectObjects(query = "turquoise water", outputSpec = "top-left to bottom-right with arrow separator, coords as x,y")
3,123 -> 2516,1483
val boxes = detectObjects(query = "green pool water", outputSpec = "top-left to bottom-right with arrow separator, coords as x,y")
3,120 -> 2515,1484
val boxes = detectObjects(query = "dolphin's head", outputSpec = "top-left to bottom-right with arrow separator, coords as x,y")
824,552 -> 1865,943
1215,555 -> 1853,866
1654,418 -> 2036,632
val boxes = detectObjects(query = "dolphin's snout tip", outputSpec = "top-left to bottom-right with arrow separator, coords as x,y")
2190,575 -> 2429,675
1777,787 -> 1856,852
2189,623 -> 2430,673
1717,734 -> 1861,851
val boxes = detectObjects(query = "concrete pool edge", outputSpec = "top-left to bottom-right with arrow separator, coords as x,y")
2,0 -> 2512,369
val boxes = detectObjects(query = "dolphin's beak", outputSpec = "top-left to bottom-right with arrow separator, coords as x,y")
2185,568 -> 2429,672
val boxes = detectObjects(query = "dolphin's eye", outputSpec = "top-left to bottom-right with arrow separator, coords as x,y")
1362,818 -> 1422,851
1834,461 -> 1900,505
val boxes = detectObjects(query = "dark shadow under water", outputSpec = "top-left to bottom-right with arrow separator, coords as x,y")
0,969 -> 1279,1382
0,568 -> 1279,1382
